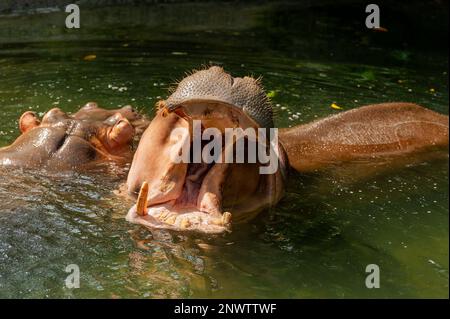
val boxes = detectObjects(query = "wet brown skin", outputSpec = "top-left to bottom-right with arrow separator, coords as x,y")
125,67 -> 448,235
0,102 -> 149,169
279,102 -> 449,173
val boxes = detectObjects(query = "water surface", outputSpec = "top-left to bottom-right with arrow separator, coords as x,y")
0,3 -> 448,298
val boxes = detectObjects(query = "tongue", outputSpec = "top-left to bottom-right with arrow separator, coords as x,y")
173,160 -> 228,217
174,162 -> 211,207
197,162 -> 229,216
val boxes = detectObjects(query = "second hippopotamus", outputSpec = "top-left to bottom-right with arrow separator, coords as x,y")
0,102 -> 149,169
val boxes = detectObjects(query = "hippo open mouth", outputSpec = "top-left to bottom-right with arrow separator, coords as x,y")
125,108 -> 285,234
126,108 -> 264,234
125,67 -> 286,234
127,153 -> 233,234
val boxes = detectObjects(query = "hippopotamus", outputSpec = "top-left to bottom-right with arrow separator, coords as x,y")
125,66 -> 448,234
0,102 -> 149,169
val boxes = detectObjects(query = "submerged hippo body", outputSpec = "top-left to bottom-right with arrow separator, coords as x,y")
125,66 -> 448,234
0,102 -> 149,169
279,102 -> 449,173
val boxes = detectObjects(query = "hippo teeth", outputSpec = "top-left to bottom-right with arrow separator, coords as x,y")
136,181 -> 149,216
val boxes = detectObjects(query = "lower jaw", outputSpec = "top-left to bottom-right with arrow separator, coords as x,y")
126,203 -> 231,234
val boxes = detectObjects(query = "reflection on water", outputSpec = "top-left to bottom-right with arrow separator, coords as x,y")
0,2 -> 448,298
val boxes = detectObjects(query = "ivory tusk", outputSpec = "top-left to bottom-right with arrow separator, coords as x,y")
136,181 -> 149,216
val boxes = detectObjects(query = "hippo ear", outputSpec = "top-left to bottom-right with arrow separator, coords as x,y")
19,111 -> 41,133
107,117 -> 135,147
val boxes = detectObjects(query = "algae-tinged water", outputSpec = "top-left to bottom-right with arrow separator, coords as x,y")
0,3 -> 448,298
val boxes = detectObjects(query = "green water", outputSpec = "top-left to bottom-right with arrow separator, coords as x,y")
0,2 -> 448,298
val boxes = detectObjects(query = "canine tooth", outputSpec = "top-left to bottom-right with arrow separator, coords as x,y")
136,182 -> 149,216
222,212 -> 232,225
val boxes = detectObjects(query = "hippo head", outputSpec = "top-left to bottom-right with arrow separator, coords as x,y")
0,102 -> 149,169
126,67 -> 287,234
